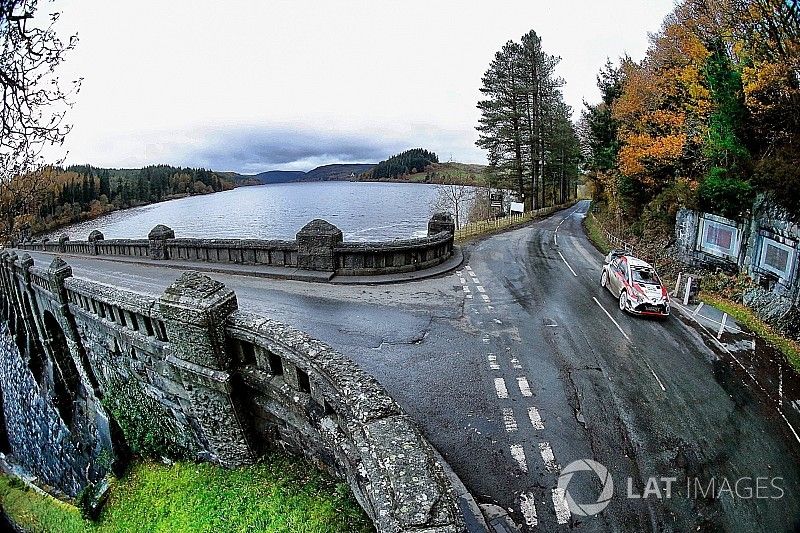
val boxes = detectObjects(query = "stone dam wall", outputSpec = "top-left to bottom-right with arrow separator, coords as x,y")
0,251 -> 470,532
17,215 -> 456,277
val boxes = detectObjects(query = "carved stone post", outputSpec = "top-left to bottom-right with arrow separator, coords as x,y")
148,225 -> 175,260
296,219 -> 342,271
58,234 -> 69,254
88,230 -> 104,256
158,271 -> 254,466
47,257 -> 73,307
428,212 -> 455,236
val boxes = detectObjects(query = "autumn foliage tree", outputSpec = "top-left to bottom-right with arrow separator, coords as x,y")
0,0 -> 79,241
583,0 -> 800,226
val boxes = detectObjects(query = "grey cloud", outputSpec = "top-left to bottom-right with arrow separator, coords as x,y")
182,126 -> 403,174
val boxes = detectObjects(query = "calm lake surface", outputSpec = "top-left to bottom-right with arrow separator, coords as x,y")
57,181 -> 448,242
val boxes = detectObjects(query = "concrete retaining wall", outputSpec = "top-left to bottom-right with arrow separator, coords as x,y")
18,215 -> 456,277
675,195 -> 800,341
0,252 -> 469,532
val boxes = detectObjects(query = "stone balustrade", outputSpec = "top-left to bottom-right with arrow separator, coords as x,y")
16,213 -> 456,277
0,253 -> 471,532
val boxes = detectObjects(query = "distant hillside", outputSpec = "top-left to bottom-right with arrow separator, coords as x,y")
229,164 -> 375,185
357,162 -> 488,186
303,164 -> 375,181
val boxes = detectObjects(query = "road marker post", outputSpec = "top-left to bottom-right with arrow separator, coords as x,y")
718,313 -> 728,339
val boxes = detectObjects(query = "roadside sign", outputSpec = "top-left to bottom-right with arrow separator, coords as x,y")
510,202 -> 524,213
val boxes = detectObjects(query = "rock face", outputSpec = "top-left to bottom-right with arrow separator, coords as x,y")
0,255 -> 471,532
296,219 -> 343,271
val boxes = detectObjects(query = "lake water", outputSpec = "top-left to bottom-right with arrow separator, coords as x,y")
56,181 -> 452,242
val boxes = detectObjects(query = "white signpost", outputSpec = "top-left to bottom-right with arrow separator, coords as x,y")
510,202 -> 525,214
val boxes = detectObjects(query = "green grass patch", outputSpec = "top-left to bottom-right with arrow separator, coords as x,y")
582,212 -> 612,255
0,455 -> 373,533
700,292 -> 800,373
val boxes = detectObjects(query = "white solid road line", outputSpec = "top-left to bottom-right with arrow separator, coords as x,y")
494,378 -> 509,399
558,251 -> 578,277
539,442 -> 559,472
502,408 -> 518,432
552,488 -> 571,525
517,376 -> 533,397
510,444 -> 528,472
641,355 -> 667,392
519,492 -> 539,528
528,406 -> 545,430
591,296 -> 630,341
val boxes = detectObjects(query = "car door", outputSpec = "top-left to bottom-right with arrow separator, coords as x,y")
609,258 -> 624,295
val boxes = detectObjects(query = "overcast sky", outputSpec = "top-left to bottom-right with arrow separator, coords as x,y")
53,0 -> 675,174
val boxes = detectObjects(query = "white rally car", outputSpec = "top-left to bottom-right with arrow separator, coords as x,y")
600,251 -> 670,317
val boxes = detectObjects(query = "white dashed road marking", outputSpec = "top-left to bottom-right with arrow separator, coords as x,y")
511,357 -> 522,370
476,285 -> 486,293
552,488 -> 571,524
494,378 -> 509,399
510,444 -> 528,472
517,376 -> 533,397
502,408 -> 518,432
528,407 -> 545,430
519,492 -> 539,528
487,354 -> 499,370
538,442 -> 559,472
481,294 -> 491,303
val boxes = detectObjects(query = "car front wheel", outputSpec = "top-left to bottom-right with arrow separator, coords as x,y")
619,291 -> 628,312
601,270 -> 608,288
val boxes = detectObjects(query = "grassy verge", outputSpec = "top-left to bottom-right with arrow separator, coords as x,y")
0,455 -> 373,533
582,211 -> 612,255
454,212 -> 533,243
700,292 -> 800,373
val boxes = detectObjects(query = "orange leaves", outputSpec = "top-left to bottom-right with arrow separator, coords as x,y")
618,133 -> 687,183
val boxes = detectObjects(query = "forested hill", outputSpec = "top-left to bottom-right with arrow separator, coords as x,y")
361,149 -> 439,180
28,165 -> 234,236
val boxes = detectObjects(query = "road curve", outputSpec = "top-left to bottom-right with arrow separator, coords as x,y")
19,200 -> 800,532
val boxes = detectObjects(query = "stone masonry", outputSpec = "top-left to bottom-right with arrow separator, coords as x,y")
0,254 -> 472,532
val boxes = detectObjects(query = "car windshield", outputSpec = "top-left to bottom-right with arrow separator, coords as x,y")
631,267 -> 660,285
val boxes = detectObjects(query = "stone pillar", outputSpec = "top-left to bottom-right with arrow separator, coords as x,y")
148,224 -> 175,260
18,253 -> 33,286
428,212 -> 455,236
158,271 -> 254,466
88,230 -> 104,256
58,234 -> 69,254
47,256 -> 73,306
296,219 -> 343,271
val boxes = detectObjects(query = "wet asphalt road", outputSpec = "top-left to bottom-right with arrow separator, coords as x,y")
20,200 -> 800,532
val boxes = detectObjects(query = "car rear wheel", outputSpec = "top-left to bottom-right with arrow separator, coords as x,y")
601,270 -> 608,288
619,291 -> 627,312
